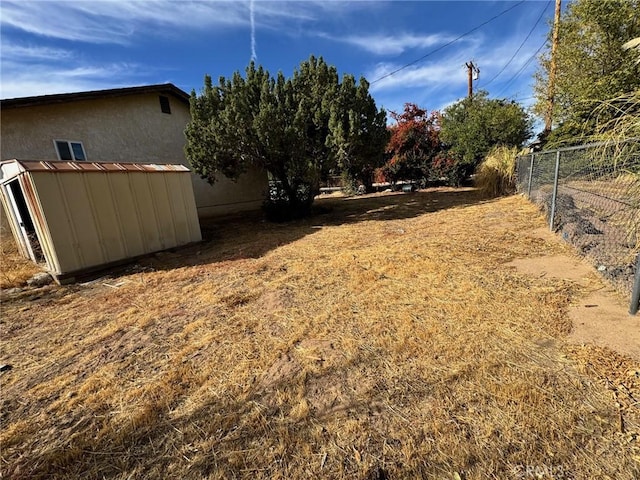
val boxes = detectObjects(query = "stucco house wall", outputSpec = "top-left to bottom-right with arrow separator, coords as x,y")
0,85 -> 268,219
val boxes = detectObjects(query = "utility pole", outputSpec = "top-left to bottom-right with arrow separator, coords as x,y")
466,61 -> 479,98
544,0 -> 562,135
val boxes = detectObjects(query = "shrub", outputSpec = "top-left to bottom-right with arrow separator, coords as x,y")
474,146 -> 519,197
340,171 -> 359,196
263,181 -> 315,222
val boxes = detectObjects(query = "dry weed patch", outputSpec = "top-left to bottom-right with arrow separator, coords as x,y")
0,233 -> 41,289
1,189 -> 638,479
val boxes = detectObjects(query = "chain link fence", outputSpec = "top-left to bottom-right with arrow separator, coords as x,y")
516,140 -> 640,314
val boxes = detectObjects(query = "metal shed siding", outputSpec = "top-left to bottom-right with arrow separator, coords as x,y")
85,173 -> 129,261
148,173 -> 177,249
110,174 -> 147,257
24,172 -> 70,272
1,160 -> 202,277
130,172 -> 164,252
165,173 -> 194,245
19,174 -> 61,272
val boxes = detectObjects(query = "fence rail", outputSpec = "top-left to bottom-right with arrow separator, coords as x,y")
516,140 -> 640,314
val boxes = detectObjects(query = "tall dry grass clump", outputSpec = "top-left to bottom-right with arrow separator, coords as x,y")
591,90 -> 640,144
590,90 -> 640,249
0,231 -> 41,289
474,145 -> 519,197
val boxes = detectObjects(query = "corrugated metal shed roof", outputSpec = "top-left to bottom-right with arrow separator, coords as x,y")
1,159 -> 190,176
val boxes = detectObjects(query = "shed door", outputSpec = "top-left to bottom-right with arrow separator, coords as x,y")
5,179 -> 44,263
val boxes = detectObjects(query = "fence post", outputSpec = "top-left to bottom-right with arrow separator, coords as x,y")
549,150 -> 561,231
630,253 -> 640,315
527,153 -> 535,198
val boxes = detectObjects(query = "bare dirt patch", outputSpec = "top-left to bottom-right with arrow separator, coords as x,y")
506,253 -> 640,360
568,290 -> 640,360
1,190 -> 639,479
506,254 -> 594,283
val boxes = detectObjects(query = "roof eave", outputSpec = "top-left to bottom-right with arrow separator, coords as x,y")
0,83 -> 190,110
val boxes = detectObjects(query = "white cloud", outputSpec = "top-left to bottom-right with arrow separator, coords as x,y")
0,0 -> 367,98
476,40 -> 545,78
362,31 -> 534,114
364,57 -> 470,119
1,1 -> 135,44
250,0 -> 257,61
320,33 -> 456,56
364,28 -> 545,110
1,42 -> 73,61
0,60 -> 151,98
367,54 -> 469,93
0,0 -> 338,45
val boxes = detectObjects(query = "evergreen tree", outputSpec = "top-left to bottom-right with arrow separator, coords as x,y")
185,56 -> 387,219
327,76 -> 389,193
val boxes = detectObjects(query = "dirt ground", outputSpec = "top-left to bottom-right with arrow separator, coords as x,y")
1,189 -> 639,479
505,227 -> 640,361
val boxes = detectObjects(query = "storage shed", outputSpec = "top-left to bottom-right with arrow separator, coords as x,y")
0,159 -> 202,282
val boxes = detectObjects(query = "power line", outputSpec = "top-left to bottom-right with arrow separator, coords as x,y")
503,93 -> 537,103
495,38 -> 547,98
370,0 -> 527,85
481,0 -> 551,88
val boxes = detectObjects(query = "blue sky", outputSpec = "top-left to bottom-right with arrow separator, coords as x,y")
1,0 -> 557,123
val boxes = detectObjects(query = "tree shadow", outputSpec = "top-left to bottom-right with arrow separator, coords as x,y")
313,187 -> 480,225
0,189 -> 485,308
7,343 -> 438,479
135,188 -> 484,274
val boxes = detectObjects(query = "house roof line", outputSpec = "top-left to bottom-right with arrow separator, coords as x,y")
0,83 -> 191,109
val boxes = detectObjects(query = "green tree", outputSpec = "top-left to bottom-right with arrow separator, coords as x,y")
439,91 -> 532,183
327,75 -> 389,193
187,56 -> 390,219
533,0 -> 640,145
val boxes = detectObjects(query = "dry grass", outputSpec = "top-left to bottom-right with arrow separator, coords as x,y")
589,92 -> 640,250
0,229 -> 42,289
474,146 -> 519,198
1,189 -> 639,479
591,90 -> 640,143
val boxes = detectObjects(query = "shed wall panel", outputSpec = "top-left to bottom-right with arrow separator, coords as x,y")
84,173 -> 127,262
108,174 -> 147,257
58,173 -> 106,269
165,174 -> 190,245
30,172 -> 82,272
20,174 -> 58,272
147,174 -> 177,249
178,173 -> 202,242
0,181 -> 30,259
129,172 -> 163,253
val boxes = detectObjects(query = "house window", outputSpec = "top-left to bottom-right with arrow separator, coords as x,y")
54,140 -> 87,161
159,95 -> 171,114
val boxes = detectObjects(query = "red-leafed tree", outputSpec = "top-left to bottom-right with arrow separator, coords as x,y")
381,103 -> 444,184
